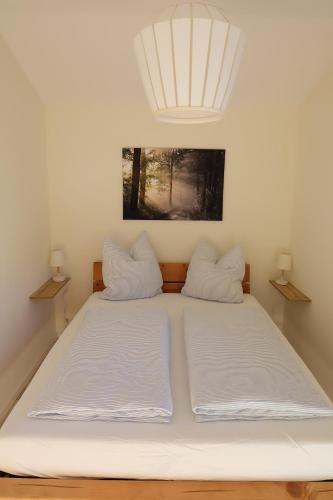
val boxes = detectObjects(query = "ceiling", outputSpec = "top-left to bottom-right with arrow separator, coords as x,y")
0,0 -> 333,108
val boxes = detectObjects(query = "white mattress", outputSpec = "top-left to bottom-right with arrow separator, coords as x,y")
1,293 -> 333,480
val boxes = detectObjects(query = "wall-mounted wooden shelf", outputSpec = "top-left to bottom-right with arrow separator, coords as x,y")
269,280 -> 311,302
30,277 -> 70,300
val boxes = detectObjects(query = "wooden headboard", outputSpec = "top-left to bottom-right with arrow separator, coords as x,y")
93,262 -> 250,294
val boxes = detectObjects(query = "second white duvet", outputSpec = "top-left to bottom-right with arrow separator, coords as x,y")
29,307 -> 173,422
184,304 -> 333,421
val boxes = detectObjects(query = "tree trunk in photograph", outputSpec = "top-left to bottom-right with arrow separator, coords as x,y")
196,169 -> 200,193
169,157 -> 173,207
206,151 -> 217,216
139,150 -> 147,208
213,150 -> 224,220
201,170 -> 208,219
130,147 -> 141,213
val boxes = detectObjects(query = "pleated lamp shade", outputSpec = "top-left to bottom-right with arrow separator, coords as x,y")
134,3 -> 245,124
277,254 -> 292,271
50,249 -> 65,268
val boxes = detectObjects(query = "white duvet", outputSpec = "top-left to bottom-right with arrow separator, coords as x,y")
29,307 -> 173,422
184,305 -> 333,421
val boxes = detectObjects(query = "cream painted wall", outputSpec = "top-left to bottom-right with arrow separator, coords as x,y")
284,68 -> 333,399
0,36 -> 54,379
46,102 -> 298,320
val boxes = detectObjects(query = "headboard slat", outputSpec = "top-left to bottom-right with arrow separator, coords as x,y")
93,262 -> 250,294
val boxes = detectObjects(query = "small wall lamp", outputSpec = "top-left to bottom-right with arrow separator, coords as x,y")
50,249 -> 66,283
276,253 -> 292,286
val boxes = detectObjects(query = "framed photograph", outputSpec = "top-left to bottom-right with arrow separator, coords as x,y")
123,147 -> 225,220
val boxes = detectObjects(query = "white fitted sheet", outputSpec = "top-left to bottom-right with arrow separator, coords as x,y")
1,293 -> 333,480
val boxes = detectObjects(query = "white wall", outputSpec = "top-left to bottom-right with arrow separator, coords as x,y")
46,101 -> 298,320
284,68 -> 333,398
0,35 -> 55,414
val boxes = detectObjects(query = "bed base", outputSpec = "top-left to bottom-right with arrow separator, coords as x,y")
1,478 -> 333,499
1,262 -> 330,498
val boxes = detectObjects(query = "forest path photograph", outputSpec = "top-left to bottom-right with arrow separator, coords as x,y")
123,147 -> 225,221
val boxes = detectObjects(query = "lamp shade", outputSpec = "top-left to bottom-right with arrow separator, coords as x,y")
134,3 -> 245,124
277,253 -> 292,271
50,249 -> 65,268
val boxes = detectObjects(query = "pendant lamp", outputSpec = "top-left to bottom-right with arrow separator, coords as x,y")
134,3 -> 245,124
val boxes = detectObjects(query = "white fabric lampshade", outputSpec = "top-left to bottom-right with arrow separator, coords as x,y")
277,254 -> 292,271
50,250 -> 65,268
134,3 -> 245,124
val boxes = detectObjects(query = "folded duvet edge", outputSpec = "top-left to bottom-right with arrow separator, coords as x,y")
27,412 -> 172,423
193,401 -> 333,419
193,406 -> 333,422
28,407 -> 172,422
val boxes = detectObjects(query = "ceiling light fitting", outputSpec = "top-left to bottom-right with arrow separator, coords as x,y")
134,3 -> 245,124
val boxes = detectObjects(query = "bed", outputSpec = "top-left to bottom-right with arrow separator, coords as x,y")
0,263 -> 333,499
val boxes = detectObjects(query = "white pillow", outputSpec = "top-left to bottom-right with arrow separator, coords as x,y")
181,240 -> 245,303
101,232 -> 163,300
